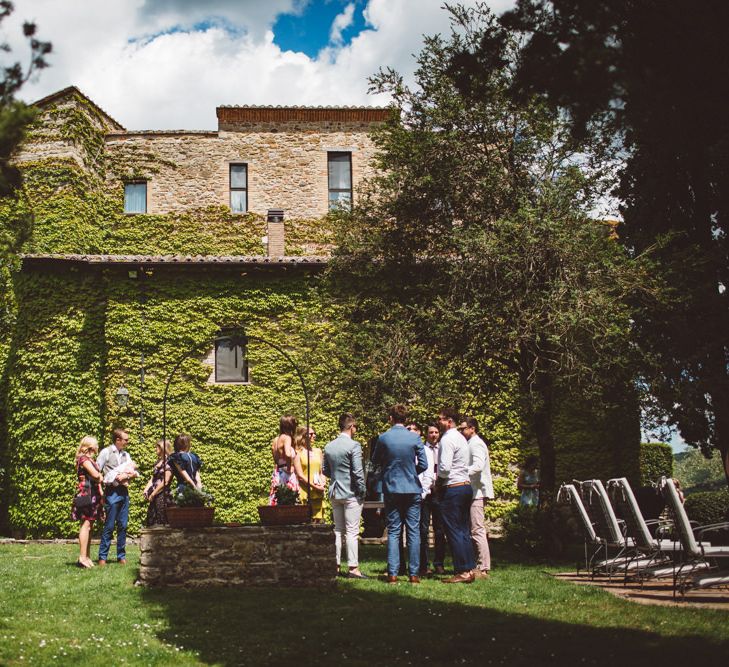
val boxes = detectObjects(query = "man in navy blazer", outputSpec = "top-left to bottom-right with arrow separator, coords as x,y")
372,404 -> 428,583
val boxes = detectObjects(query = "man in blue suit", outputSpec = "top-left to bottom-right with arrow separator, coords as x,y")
373,404 -> 428,583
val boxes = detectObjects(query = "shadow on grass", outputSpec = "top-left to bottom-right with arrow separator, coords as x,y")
139,548 -> 729,667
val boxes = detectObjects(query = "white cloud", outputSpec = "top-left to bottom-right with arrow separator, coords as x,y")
5,0 -> 515,130
329,2 -> 355,45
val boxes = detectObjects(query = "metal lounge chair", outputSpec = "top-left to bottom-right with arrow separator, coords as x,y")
605,477 -> 709,582
557,482 -> 603,574
578,479 -> 657,577
659,476 -> 729,596
557,481 -> 640,577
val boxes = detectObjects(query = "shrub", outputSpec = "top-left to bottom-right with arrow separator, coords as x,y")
684,488 -> 729,526
639,442 -> 673,485
684,488 -> 729,545
501,503 -> 578,557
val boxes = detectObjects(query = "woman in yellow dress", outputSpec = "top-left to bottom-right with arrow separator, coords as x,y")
293,425 -> 325,522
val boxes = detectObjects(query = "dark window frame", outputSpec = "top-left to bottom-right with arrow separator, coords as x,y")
327,151 -> 352,210
214,338 -> 250,384
229,163 -> 248,213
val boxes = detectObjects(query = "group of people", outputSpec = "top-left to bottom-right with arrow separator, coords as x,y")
72,408 -> 531,580
315,405 -> 495,584
71,428 -> 203,568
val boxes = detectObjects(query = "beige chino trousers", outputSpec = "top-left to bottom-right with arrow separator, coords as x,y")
469,496 -> 491,572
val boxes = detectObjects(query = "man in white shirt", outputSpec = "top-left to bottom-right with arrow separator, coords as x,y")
97,428 -> 138,566
461,417 -> 494,578
436,407 -> 476,583
418,422 -> 448,575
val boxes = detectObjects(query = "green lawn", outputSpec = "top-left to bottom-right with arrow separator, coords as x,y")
0,542 -> 727,666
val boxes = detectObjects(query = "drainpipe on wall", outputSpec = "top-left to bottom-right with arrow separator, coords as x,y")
266,209 -> 285,256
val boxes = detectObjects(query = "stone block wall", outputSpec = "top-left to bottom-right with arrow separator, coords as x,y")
138,524 -> 336,588
105,122 -> 379,218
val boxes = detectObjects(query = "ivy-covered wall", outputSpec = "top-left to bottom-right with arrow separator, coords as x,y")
0,88 -> 641,536
3,264 -> 353,536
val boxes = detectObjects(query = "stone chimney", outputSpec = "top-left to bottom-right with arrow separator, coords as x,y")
266,209 -> 285,256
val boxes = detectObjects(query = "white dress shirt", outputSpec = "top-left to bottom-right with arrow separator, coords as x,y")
419,443 -> 438,498
437,428 -> 470,485
96,445 -> 131,487
467,434 -> 494,499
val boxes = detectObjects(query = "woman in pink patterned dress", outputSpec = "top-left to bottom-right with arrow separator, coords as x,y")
71,436 -> 105,568
268,414 -> 300,505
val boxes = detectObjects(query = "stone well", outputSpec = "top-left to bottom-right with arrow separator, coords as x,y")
138,524 -> 336,588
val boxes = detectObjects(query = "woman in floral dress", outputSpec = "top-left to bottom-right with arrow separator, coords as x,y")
268,414 -> 300,504
71,436 -> 105,568
142,439 -> 174,526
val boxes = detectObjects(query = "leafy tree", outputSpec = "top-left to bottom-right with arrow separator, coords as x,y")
0,0 -> 51,255
326,5 -> 642,497
674,448 -> 727,494
493,0 -> 729,487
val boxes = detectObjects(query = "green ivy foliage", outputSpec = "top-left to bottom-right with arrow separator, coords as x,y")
639,442 -> 673,486
0,89 -> 641,535
3,271 -> 107,536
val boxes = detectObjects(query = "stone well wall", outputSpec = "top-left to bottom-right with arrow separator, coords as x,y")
138,524 -> 336,588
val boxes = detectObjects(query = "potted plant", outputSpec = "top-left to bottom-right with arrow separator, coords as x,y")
258,484 -> 311,525
166,485 -> 215,528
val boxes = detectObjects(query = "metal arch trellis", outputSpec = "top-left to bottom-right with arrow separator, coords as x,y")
160,329 -> 312,516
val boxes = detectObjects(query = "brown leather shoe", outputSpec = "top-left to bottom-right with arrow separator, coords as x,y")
409,575 -> 421,584
97,559 -> 106,567
434,566 -> 446,575
472,569 -> 489,579
118,559 -> 127,565
387,575 -> 398,584
443,571 -> 475,584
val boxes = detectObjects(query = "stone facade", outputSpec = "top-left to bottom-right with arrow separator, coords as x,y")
19,87 -> 388,221
105,122 -> 380,218
138,524 -> 336,588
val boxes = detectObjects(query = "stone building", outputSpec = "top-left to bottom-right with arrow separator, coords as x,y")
0,87 -> 640,538
18,86 -> 388,253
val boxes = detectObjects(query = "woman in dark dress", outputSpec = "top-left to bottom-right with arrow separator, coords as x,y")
169,433 -> 203,495
71,435 -> 105,568
142,439 -> 174,526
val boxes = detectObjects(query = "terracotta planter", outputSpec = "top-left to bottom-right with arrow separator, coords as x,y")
166,506 -> 215,528
258,504 -> 311,526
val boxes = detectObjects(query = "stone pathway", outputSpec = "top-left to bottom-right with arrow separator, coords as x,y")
553,571 -> 729,611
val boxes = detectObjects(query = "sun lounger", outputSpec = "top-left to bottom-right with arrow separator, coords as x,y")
659,476 -> 729,596
557,481 -> 644,577
605,477 -> 708,582
577,479 -> 661,577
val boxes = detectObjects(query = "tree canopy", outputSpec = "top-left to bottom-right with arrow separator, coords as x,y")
0,0 -> 51,257
326,4 -> 644,496
494,0 -> 729,485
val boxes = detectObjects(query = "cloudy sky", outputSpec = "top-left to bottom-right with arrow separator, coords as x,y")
4,0 -> 513,130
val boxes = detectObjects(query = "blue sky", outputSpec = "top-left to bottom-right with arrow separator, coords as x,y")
12,0 -> 516,129
274,0 -> 369,56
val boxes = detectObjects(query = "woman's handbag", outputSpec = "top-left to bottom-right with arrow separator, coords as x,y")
73,492 -> 92,509
73,477 -> 93,509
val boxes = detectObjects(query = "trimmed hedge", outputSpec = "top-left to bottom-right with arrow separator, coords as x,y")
639,442 -> 673,486
685,488 -> 729,526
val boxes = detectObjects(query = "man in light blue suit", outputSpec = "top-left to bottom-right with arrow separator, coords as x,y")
373,404 -> 428,583
323,412 -> 367,579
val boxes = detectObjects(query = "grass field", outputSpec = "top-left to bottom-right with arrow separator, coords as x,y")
0,542 -> 727,666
